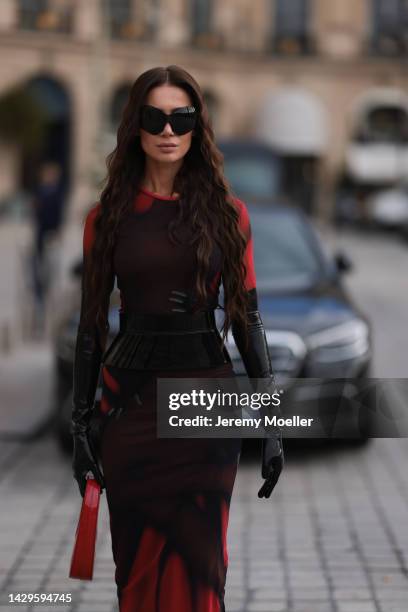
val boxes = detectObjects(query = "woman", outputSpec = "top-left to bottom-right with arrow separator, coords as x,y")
71,65 -> 284,612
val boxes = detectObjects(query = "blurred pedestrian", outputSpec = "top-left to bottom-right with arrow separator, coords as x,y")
29,161 -> 65,334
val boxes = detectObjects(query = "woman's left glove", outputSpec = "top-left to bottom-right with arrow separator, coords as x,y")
72,429 -> 105,498
231,309 -> 284,498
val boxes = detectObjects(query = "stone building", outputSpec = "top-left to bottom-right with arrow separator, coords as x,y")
0,0 -> 407,221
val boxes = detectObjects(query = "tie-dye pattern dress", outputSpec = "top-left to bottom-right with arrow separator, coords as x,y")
78,186 -> 257,611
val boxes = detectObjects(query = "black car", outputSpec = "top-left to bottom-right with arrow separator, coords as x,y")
224,203 -> 371,375
220,203 -> 373,441
53,200 -> 372,451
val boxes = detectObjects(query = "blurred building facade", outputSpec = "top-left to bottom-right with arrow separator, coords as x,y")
0,0 -> 407,221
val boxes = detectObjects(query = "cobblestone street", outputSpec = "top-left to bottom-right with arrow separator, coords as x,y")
0,434 -> 408,612
1,228 -> 408,612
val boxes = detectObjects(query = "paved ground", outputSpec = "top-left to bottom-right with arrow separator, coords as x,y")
0,435 -> 408,612
1,225 -> 408,611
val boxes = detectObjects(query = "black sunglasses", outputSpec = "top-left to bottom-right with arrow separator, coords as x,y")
140,105 -> 197,135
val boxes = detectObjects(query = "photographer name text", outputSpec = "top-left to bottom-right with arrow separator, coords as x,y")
168,415 -> 314,428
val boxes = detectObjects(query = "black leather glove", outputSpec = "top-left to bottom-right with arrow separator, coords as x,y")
231,307 -> 284,498
71,330 -> 106,497
258,428 -> 284,499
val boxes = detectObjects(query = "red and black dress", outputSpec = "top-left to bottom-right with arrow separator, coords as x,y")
80,186 -> 257,612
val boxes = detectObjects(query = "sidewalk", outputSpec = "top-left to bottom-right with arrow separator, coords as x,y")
0,340 -> 54,439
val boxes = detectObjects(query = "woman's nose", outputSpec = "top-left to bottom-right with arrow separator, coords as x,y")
162,122 -> 174,134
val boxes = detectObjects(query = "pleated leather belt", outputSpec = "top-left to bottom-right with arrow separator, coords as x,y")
119,310 -> 218,334
102,310 -> 231,370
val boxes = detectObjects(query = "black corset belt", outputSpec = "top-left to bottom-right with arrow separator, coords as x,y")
101,310 -> 232,370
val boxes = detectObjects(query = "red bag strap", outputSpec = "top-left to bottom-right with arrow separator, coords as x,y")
69,478 -> 101,580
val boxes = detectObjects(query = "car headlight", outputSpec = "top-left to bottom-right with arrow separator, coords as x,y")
306,319 -> 370,363
224,329 -> 307,373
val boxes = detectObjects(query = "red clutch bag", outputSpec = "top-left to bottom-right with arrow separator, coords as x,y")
69,478 -> 101,580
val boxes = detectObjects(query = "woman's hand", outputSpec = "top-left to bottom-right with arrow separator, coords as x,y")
72,430 -> 105,497
258,435 -> 284,498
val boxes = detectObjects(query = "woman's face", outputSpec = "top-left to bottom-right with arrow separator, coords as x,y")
138,84 -> 195,164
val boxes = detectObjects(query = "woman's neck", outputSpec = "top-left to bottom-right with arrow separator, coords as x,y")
141,164 -> 181,198
140,183 -> 180,198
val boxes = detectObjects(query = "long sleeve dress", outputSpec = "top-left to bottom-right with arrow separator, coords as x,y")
78,185 -> 257,612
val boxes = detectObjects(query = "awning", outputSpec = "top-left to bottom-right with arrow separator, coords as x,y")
253,86 -> 329,155
351,87 -> 408,125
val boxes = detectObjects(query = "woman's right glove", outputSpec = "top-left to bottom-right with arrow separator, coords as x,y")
258,423 -> 284,499
71,331 -> 106,497
231,308 -> 284,498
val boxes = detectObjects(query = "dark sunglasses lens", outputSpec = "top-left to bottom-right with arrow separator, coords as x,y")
171,112 -> 197,135
140,106 -> 197,135
140,106 -> 164,134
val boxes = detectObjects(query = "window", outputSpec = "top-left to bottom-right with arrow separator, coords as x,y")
108,0 -> 130,38
191,0 -> 211,37
190,0 -> 220,48
272,0 -> 312,55
18,0 -> 72,33
107,0 -> 156,40
371,0 -> 408,55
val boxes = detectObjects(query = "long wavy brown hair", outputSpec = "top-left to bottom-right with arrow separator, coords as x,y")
84,65 -> 251,350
